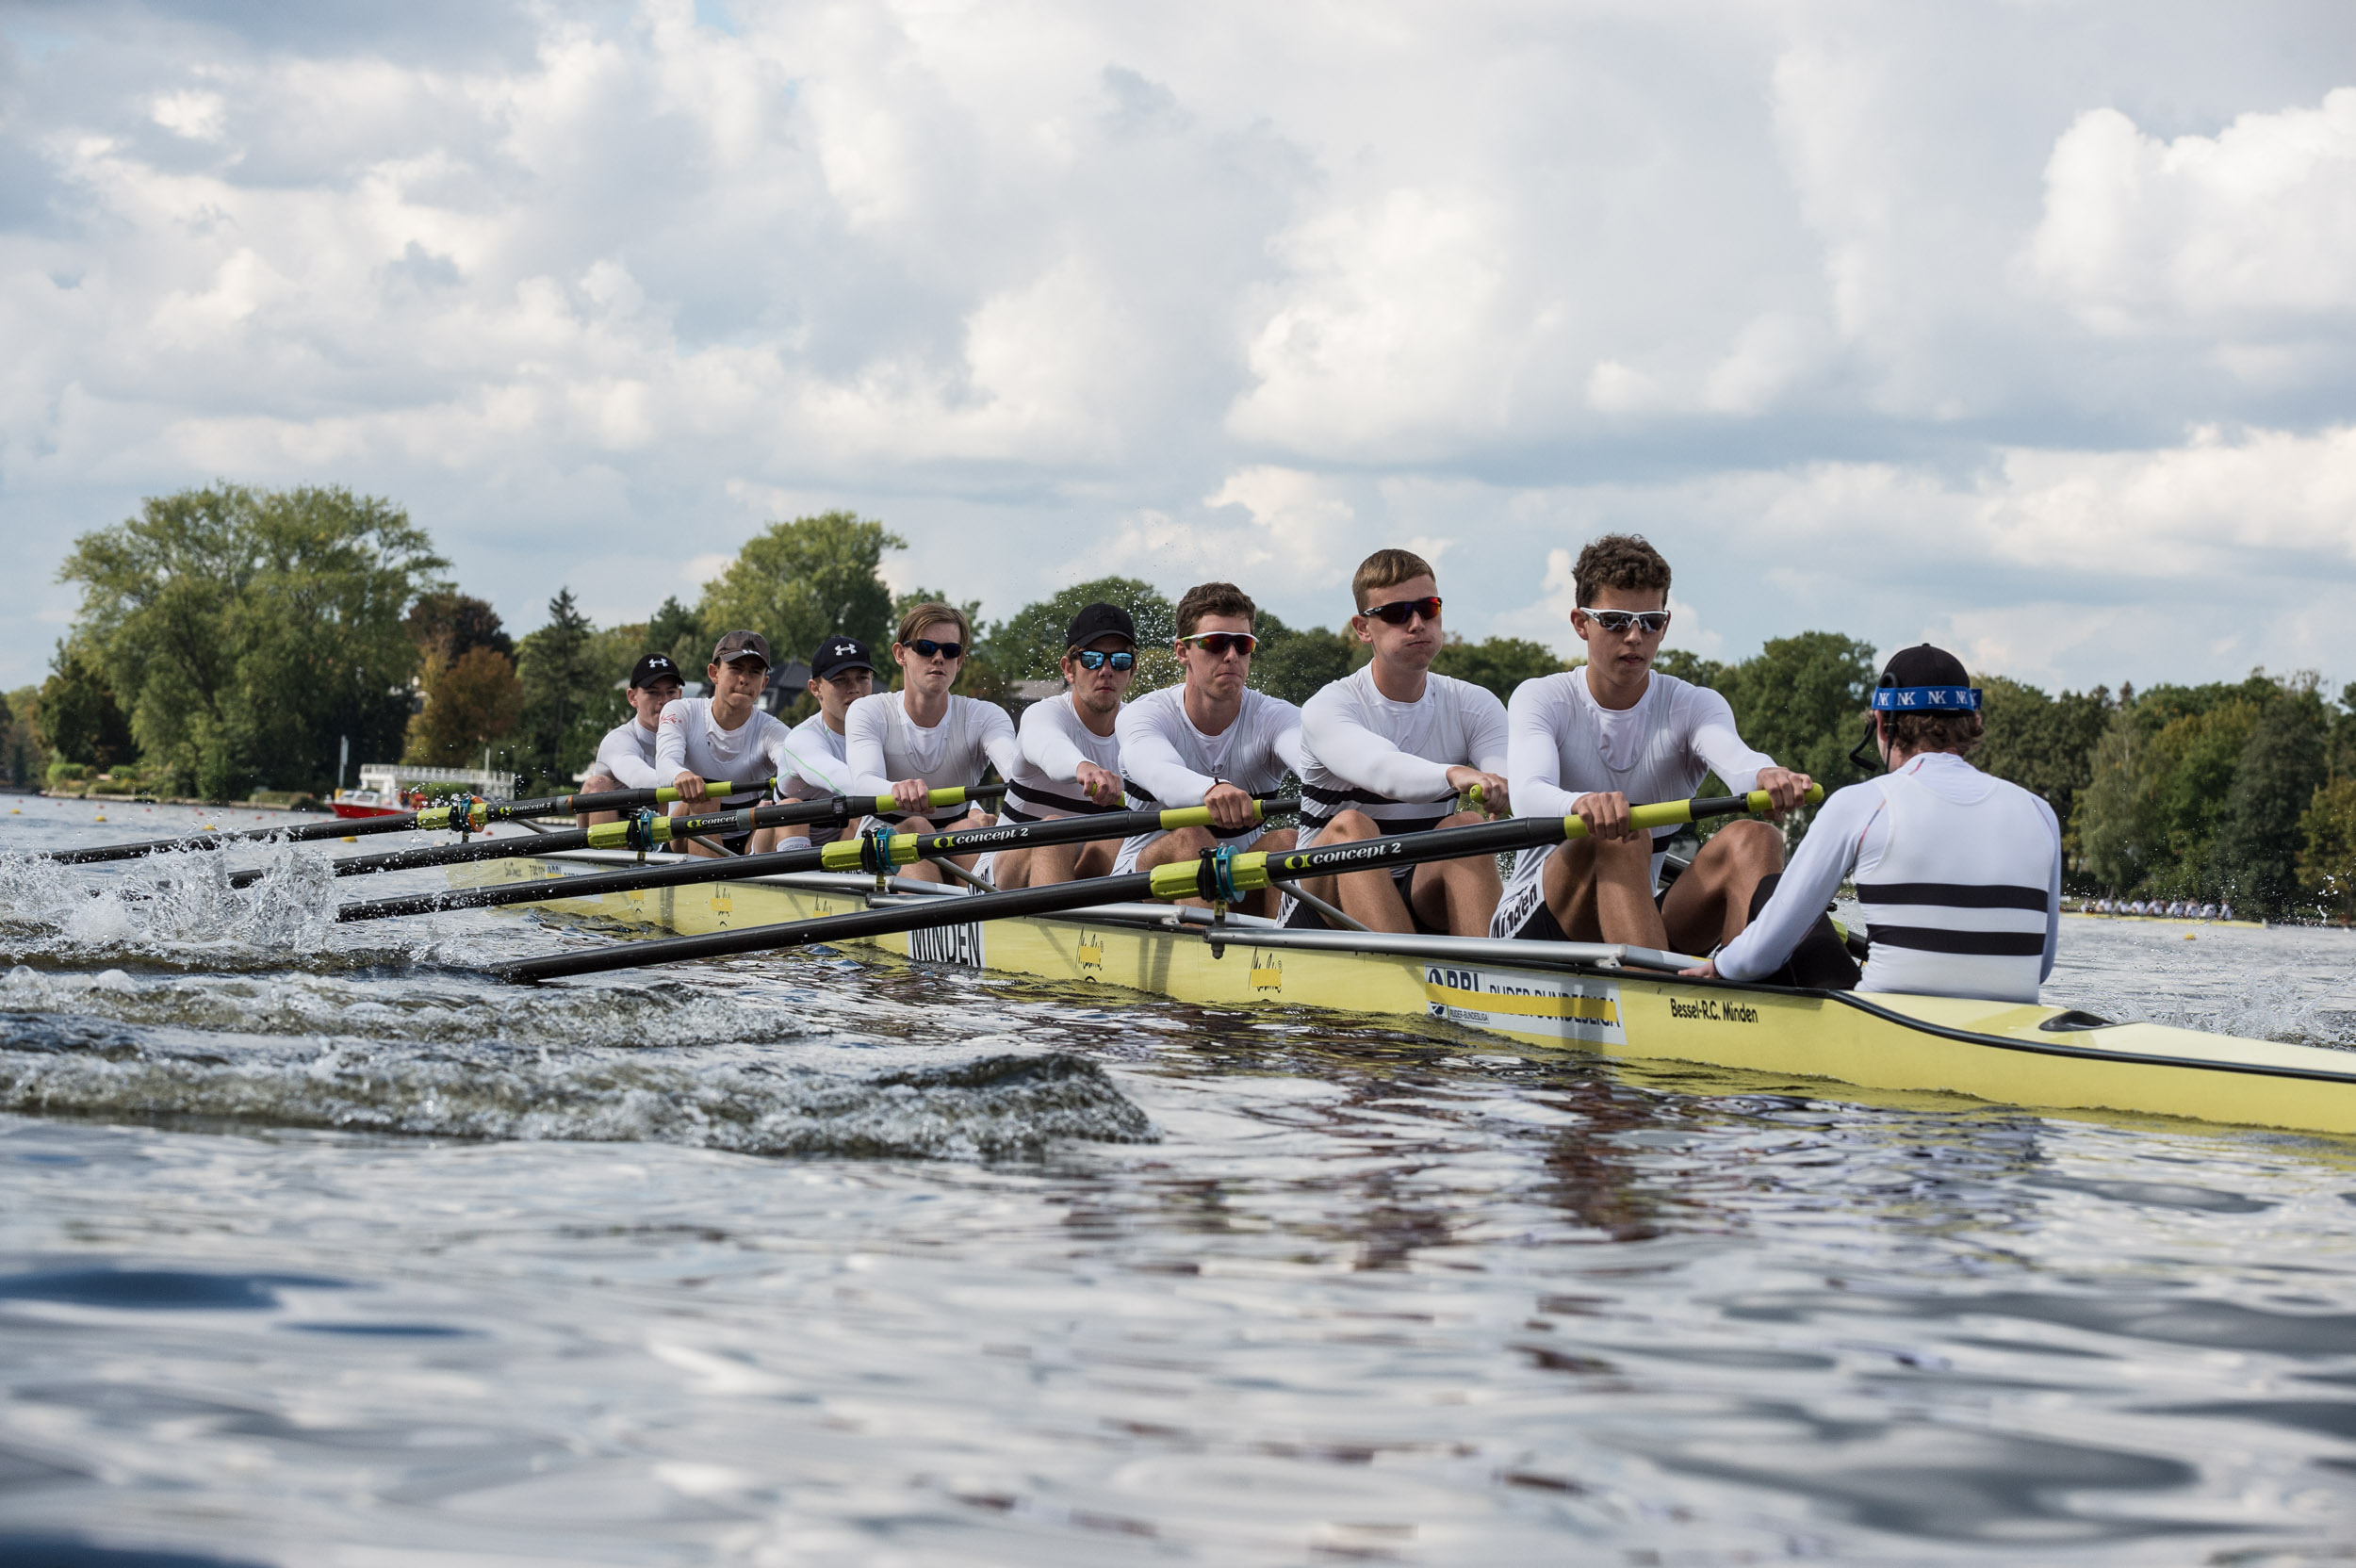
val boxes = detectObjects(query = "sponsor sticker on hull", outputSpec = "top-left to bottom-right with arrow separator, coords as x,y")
908,923 -> 987,968
1422,965 -> 1625,1045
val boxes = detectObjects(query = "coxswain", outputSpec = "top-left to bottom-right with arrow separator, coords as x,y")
990,603 -> 1137,890
1286,549 -> 1510,936
843,602 -> 1023,888
576,653 -> 684,827
1114,581 -> 1301,917
654,631 -> 795,858
1492,533 -> 1811,955
1689,645 -> 2061,1003
763,635 -> 875,851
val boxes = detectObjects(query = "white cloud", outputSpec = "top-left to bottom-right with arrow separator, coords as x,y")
2022,90 -> 2356,335
3,2 -> 2356,697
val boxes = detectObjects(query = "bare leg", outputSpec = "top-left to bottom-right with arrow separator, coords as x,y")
895,808 -> 990,886
1541,834 -> 1669,947
1292,810 -> 1413,932
574,772 -> 623,829
1659,818 -> 1783,953
1407,809 -> 1503,937
995,834 -> 1118,890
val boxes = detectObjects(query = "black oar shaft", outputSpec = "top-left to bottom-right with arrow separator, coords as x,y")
502,873 -> 1160,982
338,799 -> 1281,922
497,786 -> 1811,983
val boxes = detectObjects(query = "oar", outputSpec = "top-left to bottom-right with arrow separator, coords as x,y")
335,797 -> 1288,922
36,777 -> 772,866
500,786 -> 1818,983
224,784 -> 1013,888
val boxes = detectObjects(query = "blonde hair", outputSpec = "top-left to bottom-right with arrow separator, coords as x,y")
894,601 -> 973,648
1352,548 -> 1435,612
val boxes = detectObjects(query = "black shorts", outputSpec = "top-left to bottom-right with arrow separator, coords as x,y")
1283,861 -> 1449,936
1500,877 -> 1671,942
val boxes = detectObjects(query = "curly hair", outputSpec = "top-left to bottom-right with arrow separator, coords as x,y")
1572,533 -> 1671,608
1884,710 -> 1985,757
1174,581 -> 1256,640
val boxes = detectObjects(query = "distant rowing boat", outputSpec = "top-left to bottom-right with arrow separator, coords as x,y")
458,850 -> 2356,1137
2064,910 -> 2266,931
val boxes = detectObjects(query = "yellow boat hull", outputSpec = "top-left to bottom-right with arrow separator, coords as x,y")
460,855 -> 2356,1137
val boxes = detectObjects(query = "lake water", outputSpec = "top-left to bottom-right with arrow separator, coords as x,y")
4,795 -> 2356,1565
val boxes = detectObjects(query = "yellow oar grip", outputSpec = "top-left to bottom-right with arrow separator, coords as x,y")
416,801 -> 489,831
1146,849 -> 1270,901
1155,800 -> 1257,831
817,834 -> 920,872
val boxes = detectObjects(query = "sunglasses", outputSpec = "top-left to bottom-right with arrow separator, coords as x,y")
1073,649 -> 1137,672
1362,596 -> 1442,626
1179,632 -> 1258,657
1577,608 -> 1671,635
907,639 -> 964,661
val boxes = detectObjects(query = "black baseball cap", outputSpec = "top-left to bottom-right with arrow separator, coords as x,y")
810,635 -> 875,680
711,629 -> 773,667
629,653 -> 683,689
1065,602 -> 1137,650
1872,645 -> 1981,712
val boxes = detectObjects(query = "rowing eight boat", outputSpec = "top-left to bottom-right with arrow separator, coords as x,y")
453,851 -> 2356,1136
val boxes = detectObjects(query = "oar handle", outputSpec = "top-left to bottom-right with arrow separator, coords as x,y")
1145,784 -> 1824,902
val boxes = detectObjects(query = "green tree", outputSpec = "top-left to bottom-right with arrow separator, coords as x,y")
1,685 -> 41,786
1653,649 -> 1724,688
1431,636 -> 1568,702
406,591 -> 513,662
2299,776 -> 2356,923
2212,678 -> 2330,915
1249,612 -> 1354,707
1717,631 -> 1880,805
2074,706 -> 2167,894
57,482 -> 442,797
38,644 -> 136,771
647,596 -> 704,676
980,577 -> 1175,684
1975,677 -> 2114,846
403,645 -> 525,767
512,589 -> 614,791
696,512 -> 905,662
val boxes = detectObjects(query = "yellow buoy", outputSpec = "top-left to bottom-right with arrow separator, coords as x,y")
341,835 -> 358,843
93,814 -> 106,823
2184,931 -> 2197,940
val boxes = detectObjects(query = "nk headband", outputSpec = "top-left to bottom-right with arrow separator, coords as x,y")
1872,685 -> 1982,712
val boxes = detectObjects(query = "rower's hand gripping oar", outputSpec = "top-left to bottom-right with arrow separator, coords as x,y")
39,777 -> 773,866
497,786 -> 1818,983
337,796 -> 1290,923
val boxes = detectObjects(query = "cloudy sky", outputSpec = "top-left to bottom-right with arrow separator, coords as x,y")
3,0 -> 2354,694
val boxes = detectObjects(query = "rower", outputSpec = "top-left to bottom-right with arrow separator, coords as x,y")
1113,581 -> 1301,917
1691,645 -> 2061,1004
990,603 -> 1137,890
576,653 -> 684,827
843,602 -> 1023,888
654,631 -> 795,858
1491,533 -> 1812,954
1286,549 -> 1510,936
761,634 -> 874,852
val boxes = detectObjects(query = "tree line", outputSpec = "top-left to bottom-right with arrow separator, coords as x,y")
16,483 -> 2356,920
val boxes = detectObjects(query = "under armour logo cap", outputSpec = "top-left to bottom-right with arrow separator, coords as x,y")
810,635 -> 875,679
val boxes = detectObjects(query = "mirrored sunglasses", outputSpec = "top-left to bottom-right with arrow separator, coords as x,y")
1577,608 -> 1670,635
1363,596 -> 1442,626
908,638 -> 965,661
1179,632 -> 1258,657
1073,649 -> 1137,672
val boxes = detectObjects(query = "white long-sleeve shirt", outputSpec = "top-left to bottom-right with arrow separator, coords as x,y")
653,698 -> 793,803
1003,694 -> 1125,820
1506,667 -> 1775,888
590,717 -> 663,790
1116,686 -> 1303,810
1715,752 -> 2061,1003
775,712 -> 858,802
1297,665 -> 1507,834
843,692 -> 1023,800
